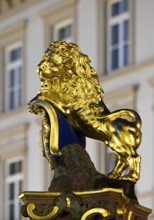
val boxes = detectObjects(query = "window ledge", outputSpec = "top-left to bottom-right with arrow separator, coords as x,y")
100,59 -> 154,83
0,105 -> 27,120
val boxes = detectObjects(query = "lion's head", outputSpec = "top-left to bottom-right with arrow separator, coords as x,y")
37,41 -> 104,111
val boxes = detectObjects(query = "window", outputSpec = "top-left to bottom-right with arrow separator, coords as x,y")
5,158 -> 23,220
53,19 -> 73,42
5,42 -> 23,111
107,0 -> 130,72
42,1 -> 75,45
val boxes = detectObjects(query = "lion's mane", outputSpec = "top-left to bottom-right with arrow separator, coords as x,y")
37,41 -> 104,111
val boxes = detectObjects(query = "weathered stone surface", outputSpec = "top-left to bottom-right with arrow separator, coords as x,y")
49,144 -> 137,200
49,144 -> 108,192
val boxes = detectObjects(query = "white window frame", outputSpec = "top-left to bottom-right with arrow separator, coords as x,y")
5,42 -> 23,111
53,19 -> 73,42
5,157 -> 24,220
107,0 -> 130,73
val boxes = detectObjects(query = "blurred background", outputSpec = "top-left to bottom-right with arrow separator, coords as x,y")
0,0 -> 154,219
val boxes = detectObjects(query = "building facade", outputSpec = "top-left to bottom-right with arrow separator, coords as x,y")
0,0 -> 154,219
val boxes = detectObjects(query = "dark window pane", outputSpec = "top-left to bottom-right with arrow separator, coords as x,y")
112,24 -> 119,45
9,163 -> 16,175
9,204 -> 14,220
18,88 -> 22,107
111,48 -> 119,70
9,69 -> 15,87
112,2 -> 121,17
10,47 -> 22,62
19,180 -> 23,194
18,66 -> 22,84
16,161 -> 22,173
9,91 -> 15,110
124,20 -> 129,41
58,24 -> 72,40
58,27 -> 64,39
124,44 -> 129,66
122,0 -> 129,12
9,161 -> 22,174
9,183 -> 15,200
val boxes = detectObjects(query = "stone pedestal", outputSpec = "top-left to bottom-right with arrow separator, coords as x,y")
20,188 -> 152,220
20,145 -> 152,220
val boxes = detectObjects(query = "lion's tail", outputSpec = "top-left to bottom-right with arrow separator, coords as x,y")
105,109 -> 142,129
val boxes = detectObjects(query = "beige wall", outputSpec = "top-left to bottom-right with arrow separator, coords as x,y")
135,0 -> 154,64
0,0 -> 154,219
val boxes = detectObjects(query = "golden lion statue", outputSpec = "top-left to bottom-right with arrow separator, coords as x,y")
30,41 -> 142,182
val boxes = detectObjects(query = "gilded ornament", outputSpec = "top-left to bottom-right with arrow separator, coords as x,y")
81,207 -> 110,220
27,203 -> 59,220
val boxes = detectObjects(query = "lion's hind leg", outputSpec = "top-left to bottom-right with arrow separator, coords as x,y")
107,154 -> 141,182
121,155 -> 141,182
107,154 -> 128,179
